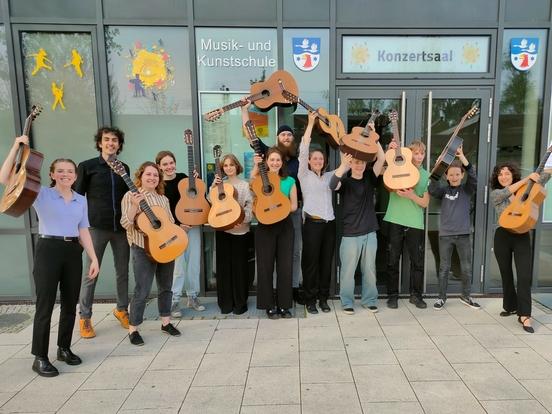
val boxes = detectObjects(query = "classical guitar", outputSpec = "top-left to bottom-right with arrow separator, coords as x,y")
0,105 -> 44,217
383,110 -> 420,190
244,120 -> 291,225
339,110 -> 380,161
499,144 -> 552,234
280,89 -> 345,148
175,129 -> 211,225
108,157 -> 188,263
203,70 -> 299,122
430,105 -> 479,181
207,145 -> 245,230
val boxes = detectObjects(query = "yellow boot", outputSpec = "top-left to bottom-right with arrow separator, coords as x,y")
113,308 -> 129,329
79,318 -> 96,339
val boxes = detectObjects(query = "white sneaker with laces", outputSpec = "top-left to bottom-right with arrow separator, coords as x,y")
433,299 -> 445,310
171,303 -> 182,318
187,296 -> 206,311
460,296 -> 481,310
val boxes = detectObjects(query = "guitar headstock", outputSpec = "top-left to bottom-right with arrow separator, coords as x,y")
466,105 -> 479,119
281,89 -> 298,104
389,109 -> 398,122
368,109 -> 380,124
204,109 -> 223,122
29,105 -> 43,121
213,145 -> 222,159
106,155 -> 127,177
184,129 -> 193,145
244,120 -> 258,142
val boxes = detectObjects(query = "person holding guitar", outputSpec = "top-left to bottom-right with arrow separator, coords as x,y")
385,140 -> 430,309
241,99 -> 304,305
298,111 -> 336,314
74,127 -> 130,339
251,147 -> 298,318
155,151 -> 206,318
330,127 -> 385,315
490,162 -> 551,333
120,162 -> 181,345
0,136 -> 99,377
209,153 -> 253,314
428,147 -> 480,311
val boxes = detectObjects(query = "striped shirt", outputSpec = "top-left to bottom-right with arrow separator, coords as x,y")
120,189 -> 174,248
225,179 -> 253,235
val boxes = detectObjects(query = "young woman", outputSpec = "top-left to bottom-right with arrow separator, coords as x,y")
251,147 -> 298,318
120,161 -> 181,345
210,154 -> 253,314
490,162 -> 550,333
0,135 -> 99,377
298,112 -> 336,314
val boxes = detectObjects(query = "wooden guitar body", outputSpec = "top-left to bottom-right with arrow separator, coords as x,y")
383,147 -> 420,190
0,146 -> 43,217
250,70 -> 298,111
175,178 -> 210,225
250,171 -> 291,225
430,136 -> 463,181
208,183 -> 245,230
317,107 -> 345,148
498,183 -> 546,234
339,126 -> 379,162
136,205 -> 189,263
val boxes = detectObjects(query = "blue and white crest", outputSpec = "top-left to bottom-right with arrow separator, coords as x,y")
293,37 -> 320,72
511,38 -> 539,71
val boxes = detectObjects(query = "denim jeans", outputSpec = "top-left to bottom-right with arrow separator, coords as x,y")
438,234 -> 472,300
79,228 -> 130,318
172,226 -> 201,303
129,245 -> 174,326
339,232 -> 378,308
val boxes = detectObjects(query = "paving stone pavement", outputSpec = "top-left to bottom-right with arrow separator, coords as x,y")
1,297 -> 552,413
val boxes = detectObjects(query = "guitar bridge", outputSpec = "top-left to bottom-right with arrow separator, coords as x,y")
159,235 -> 178,250
263,203 -> 283,212
216,209 -> 232,217
392,173 -> 412,178
184,208 -> 204,213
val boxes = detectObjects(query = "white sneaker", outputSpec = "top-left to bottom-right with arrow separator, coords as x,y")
187,296 -> 206,312
433,299 -> 445,310
171,303 -> 182,318
460,296 -> 481,310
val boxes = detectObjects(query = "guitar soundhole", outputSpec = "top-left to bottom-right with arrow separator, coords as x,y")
218,193 -> 227,201
152,219 -> 161,230
261,89 -> 270,97
394,156 -> 405,165
187,189 -> 198,198
262,184 -> 273,195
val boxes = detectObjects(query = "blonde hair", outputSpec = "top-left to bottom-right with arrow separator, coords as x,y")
409,139 -> 426,153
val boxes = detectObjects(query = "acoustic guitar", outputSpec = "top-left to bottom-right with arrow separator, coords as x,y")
498,144 -> 552,234
280,89 -> 345,148
244,120 -> 291,225
203,70 -> 298,122
339,110 -> 380,161
383,110 -> 420,190
108,157 -> 188,263
175,129 -> 211,225
430,105 -> 479,181
0,105 -> 44,217
207,145 -> 245,230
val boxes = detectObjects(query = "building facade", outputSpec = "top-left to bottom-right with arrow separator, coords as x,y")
1,0 -> 551,300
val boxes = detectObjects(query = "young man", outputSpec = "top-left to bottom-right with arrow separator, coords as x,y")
429,147 -> 480,310
385,140 -> 430,309
330,140 -> 385,315
74,127 -> 130,338
155,151 -> 205,317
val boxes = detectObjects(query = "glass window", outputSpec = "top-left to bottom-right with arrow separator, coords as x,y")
538,228 -> 552,287
106,26 -> 193,173
0,235 -> 31,298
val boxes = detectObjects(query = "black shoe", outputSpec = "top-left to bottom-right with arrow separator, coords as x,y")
293,288 -> 305,305
387,297 -> 398,309
319,300 -> 331,313
306,304 -> 318,314
129,331 -> 145,346
518,316 -> 535,334
500,310 -> 517,317
161,322 -> 181,337
266,308 -> 280,320
57,347 -> 82,365
409,295 -> 427,309
233,306 -> 248,315
279,308 -> 293,318
32,357 -> 59,377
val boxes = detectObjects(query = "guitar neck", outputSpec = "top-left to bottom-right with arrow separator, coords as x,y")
245,120 -> 273,193
214,157 -> 225,196
283,89 -> 330,126
535,148 -> 552,175
187,145 -> 196,190
220,91 -> 269,112
120,172 -> 159,224
390,118 -> 402,155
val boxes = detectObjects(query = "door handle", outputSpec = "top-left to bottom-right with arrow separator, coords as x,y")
426,91 -> 433,170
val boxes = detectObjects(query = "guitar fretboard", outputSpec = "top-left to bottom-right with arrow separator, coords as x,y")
119,171 -> 159,226
245,121 -> 272,194
187,144 -> 196,191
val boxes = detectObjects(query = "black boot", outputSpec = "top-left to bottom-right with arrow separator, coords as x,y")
32,357 -> 59,377
57,347 -> 82,365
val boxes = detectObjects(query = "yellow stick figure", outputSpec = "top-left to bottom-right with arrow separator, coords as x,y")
51,82 -> 65,110
64,49 -> 84,78
29,48 -> 53,76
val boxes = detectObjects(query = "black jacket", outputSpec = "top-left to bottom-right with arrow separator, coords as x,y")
74,156 -> 130,231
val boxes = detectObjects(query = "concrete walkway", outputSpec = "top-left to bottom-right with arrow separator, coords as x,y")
1,298 -> 552,413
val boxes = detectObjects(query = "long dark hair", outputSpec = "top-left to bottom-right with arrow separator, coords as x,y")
490,162 -> 521,189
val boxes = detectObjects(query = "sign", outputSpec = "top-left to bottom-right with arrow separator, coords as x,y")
292,37 -> 320,71
342,36 -> 490,73
510,37 -> 538,71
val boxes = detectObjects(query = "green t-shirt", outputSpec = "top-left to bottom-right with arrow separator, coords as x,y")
383,167 -> 429,230
280,176 -> 295,198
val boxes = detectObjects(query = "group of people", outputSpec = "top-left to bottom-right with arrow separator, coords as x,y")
0,98 -> 549,377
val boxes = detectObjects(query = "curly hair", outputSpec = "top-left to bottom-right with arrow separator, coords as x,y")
490,162 -> 521,189
94,126 -> 125,154
134,161 -> 165,195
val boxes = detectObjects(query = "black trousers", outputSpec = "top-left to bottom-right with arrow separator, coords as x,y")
301,218 -> 336,305
255,216 -> 294,310
216,231 -> 250,313
386,223 -> 425,298
494,227 -> 532,317
32,238 -> 83,358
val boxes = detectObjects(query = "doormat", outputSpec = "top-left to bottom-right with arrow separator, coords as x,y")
0,305 -> 35,333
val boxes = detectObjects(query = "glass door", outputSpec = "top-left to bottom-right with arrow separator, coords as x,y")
337,87 -> 492,296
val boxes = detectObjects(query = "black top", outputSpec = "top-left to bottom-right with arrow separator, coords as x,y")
163,172 -> 187,225
74,156 -> 130,231
330,169 -> 379,237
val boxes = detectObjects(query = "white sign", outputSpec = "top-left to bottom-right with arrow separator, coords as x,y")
342,36 -> 490,73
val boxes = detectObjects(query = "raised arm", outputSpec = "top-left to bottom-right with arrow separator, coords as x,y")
0,136 -> 29,185
372,141 -> 386,177
298,111 -> 317,179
